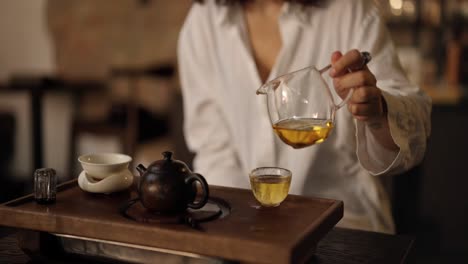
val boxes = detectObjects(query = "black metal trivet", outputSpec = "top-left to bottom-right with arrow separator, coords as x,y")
119,197 -> 230,231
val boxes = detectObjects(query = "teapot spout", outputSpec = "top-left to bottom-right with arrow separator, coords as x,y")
256,84 -> 268,95
136,164 -> 147,176
257,79 -> 282,95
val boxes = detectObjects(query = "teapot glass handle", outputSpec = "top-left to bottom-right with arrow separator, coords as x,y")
186,173 -> 209,209
335,87 -> 354,110
318,51 -> 371,109
318,66 -> 353,110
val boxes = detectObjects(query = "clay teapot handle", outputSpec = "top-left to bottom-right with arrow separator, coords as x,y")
185,173 -> 209,209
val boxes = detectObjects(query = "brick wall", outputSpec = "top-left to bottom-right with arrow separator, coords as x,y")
47,0 -> 191,80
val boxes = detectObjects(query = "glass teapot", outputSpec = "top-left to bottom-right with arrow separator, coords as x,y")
256,52 -> 371,149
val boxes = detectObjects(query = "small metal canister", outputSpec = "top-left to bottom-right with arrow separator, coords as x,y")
34,168 -> 57,204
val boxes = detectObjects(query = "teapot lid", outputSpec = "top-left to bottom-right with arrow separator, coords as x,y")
147,151 -> 189,174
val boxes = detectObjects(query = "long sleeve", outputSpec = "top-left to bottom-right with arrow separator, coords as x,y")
352,5 -> 432,176
177,5 -> 246,188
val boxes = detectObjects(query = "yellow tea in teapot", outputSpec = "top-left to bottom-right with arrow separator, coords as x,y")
250,175 -> 291,207
272,118 -> 334,149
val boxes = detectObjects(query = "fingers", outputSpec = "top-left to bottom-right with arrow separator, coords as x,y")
335,85 -> 381,104
333,68 -> 377,95
349,86 -> 382,104
330,49 -> 365,77
347,99 -> 383,122
331,51 -> 342,64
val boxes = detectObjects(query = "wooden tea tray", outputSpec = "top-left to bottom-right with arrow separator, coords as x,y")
0,180 -> 343,264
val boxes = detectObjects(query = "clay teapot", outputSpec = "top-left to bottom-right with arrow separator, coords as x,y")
136,151 -> 209,214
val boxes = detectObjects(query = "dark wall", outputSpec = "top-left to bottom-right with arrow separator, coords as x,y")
0,112 -> 26,203
0,112 -> 14,170
413,103 -> 468,260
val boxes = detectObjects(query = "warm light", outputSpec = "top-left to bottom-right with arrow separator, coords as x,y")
389,0 -> 403,16
389,0 -> 403,10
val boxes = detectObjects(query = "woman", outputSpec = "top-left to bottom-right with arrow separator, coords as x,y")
177,0 -> 431,233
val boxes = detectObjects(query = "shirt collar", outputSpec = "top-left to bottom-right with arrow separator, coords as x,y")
216,2 -> 315,28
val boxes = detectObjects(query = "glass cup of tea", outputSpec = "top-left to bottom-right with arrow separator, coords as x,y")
249,167 -> 292,207
256,52 -> 371,149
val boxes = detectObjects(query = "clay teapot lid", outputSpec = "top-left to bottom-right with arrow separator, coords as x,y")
141,151 -> 190,175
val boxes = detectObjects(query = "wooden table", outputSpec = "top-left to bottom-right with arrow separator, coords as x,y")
0,227 -> 413,264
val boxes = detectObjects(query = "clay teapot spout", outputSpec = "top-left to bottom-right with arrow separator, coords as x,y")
136,164 -> 147,176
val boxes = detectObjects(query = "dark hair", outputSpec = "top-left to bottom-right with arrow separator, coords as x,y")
194,0 -> 323,6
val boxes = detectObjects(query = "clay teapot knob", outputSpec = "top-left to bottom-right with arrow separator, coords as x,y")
162,151 -> 173,161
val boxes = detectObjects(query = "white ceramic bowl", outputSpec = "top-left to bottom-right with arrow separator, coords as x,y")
78,170 -> 134,193
78,153 -> 132,179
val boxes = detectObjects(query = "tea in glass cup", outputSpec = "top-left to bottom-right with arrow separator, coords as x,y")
249,167 -> 292,207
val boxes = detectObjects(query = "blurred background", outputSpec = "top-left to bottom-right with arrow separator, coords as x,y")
0,0 -> 467,263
